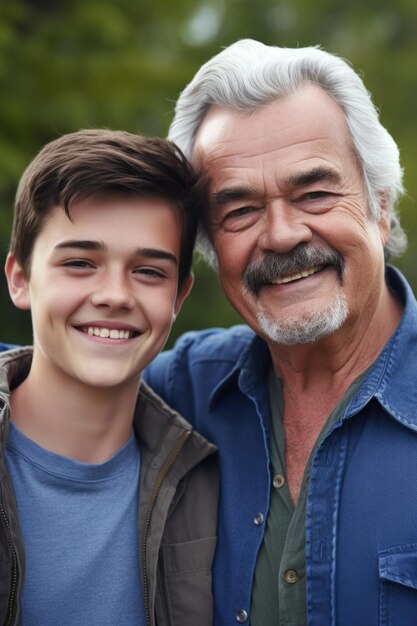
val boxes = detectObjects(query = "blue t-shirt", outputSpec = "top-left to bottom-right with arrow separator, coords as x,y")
5,422 -> 145,626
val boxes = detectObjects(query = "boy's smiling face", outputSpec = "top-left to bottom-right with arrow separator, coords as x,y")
6,193 -> 192,392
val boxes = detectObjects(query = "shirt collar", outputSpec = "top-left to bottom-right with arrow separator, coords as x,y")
347,265 -> 417,430
209,332 -> 270,406
210,266 -> 417,430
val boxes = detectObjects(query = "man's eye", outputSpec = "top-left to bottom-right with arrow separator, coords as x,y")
296,190 -> 336,213
216,205 -> 262,232
302,191 -> 330,200
224,206 -> 257,220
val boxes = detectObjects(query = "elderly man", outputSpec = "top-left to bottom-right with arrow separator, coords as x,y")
144,39 -> 417,625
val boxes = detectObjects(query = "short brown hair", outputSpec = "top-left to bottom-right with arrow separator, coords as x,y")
10,129 -> 202,288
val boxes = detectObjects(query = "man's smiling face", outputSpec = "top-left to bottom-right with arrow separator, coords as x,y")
193,85 -> 389,346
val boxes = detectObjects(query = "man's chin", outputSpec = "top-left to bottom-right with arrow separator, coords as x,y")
256,296 -> 349,346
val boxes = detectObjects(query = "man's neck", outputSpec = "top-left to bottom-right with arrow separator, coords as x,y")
9,360 -> 140,464
268,285 -> 404,505
269,284 -> 403,392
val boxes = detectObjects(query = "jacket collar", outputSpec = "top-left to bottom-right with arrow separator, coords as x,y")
0,347 -> 33,453
0,348 -> 216,474
135,381 -> 217,479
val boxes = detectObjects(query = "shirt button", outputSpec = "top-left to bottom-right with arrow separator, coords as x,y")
273,474 -> 285,489
236,609 -> 248,622
283,569 -> 300,584
254,512 -> 264,526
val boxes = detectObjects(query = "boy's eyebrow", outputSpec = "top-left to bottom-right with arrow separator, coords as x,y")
137,248 -> 178,265
55,240 -> 103,251
54,240 -> 178,264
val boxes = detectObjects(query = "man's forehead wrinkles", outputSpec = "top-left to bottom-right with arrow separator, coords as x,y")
205,136 -> 337,174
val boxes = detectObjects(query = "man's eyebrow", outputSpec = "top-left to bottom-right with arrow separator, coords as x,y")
54,240 -> 177,264
212,186 -> 258,210
285,166 -> 342,188
211,167 -> 341,210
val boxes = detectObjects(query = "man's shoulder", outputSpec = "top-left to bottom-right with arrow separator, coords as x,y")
144,325 -> 257,404
0,342 -> 17,352
168,324 -> 256,363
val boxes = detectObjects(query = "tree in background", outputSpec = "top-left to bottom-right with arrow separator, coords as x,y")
1,0 -> 416,344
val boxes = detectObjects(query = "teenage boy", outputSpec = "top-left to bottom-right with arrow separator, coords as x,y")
0,129 -> 218,626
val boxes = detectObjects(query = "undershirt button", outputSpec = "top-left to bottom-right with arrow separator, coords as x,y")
283,569 -> 300,584
273,474 -> 285,489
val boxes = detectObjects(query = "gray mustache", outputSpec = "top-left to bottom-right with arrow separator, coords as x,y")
243,245 -> 344,295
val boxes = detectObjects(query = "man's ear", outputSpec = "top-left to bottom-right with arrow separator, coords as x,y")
174,272 -> 194,317
377,192 -> 391,248
5,253 -> 31,310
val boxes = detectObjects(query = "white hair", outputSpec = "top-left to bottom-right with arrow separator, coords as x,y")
168,39 -> 406,266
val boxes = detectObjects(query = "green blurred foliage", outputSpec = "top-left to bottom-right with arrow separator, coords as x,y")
1,0 -> 416,346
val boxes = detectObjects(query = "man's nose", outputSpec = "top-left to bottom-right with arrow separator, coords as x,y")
257,202 -> 313,253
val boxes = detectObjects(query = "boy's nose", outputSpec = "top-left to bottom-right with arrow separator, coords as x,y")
90,272 -> 136,310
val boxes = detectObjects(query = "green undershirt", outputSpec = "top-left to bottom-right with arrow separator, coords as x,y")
250,366 -> 368,626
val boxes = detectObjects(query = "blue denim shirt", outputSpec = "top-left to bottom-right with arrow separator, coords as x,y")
0,344 -> 18,351
145,266 -> 417,626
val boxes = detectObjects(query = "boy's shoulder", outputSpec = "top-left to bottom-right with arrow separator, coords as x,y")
0,347 -> 32,397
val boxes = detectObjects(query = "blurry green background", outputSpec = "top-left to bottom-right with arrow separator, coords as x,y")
1,0 -> 416,346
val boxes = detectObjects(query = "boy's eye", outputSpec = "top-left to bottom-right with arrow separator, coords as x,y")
134,267 -> 166,279
62,259 -> 94,269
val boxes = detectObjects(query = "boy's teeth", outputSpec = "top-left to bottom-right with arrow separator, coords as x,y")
87,327 -> 130,339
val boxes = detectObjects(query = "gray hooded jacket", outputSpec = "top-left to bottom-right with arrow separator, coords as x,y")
0,348 -> 218,626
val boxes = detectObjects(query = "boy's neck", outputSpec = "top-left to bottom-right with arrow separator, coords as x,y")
9,361 -> 141,464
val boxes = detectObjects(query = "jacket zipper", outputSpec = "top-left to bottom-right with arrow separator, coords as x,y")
142,429 -> 190,626
0,501 -> 18,626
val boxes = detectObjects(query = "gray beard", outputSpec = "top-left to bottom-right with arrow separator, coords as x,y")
256,293 -> 349,345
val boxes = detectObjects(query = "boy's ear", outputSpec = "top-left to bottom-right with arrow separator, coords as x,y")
5,253 -> 31,310
174,272 -> 194,317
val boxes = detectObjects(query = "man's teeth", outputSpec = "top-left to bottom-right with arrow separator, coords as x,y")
271,265 -> 323,285
87,327 -> 131,339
